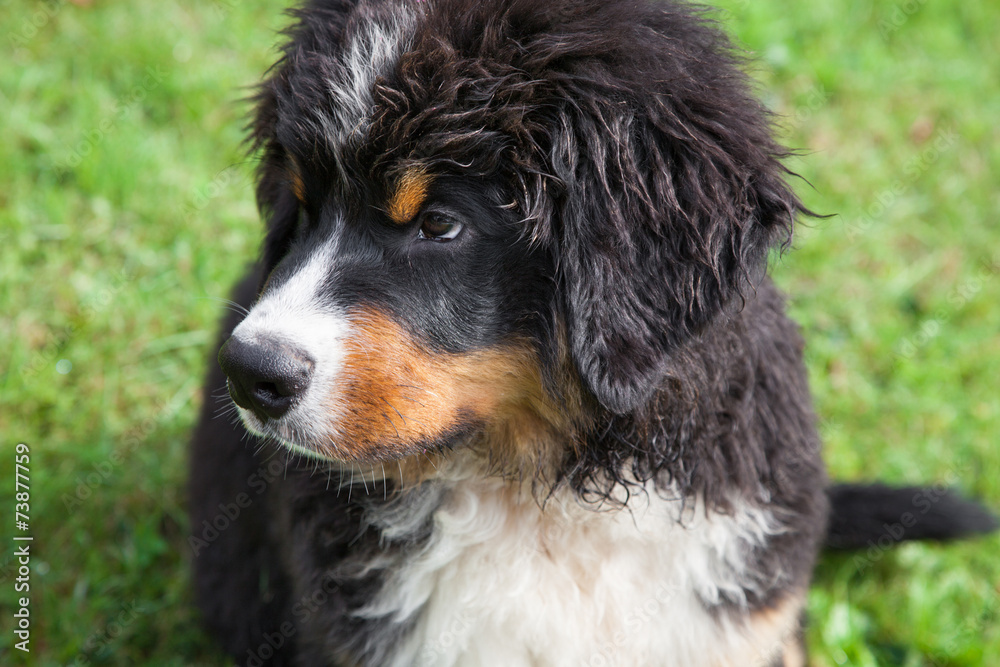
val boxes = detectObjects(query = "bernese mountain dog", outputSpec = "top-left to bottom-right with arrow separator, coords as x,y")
188,0 -> 997,665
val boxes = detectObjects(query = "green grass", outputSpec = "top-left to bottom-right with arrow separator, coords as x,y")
1,0 -> 998,664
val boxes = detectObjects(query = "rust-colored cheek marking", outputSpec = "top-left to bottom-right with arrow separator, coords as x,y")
323,309 -> 574,465
386,168 -> 432,225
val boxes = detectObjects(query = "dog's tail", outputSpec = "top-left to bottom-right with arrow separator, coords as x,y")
824,483 -> 998,550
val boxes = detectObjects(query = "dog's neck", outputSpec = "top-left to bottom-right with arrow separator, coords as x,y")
342,455 -> 800,667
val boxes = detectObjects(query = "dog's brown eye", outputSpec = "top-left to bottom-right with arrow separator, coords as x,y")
417,214 -> 463,242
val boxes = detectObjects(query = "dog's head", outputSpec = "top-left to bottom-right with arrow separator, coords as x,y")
219,0 -> 802,474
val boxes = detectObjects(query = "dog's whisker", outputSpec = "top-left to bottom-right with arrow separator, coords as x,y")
420,451 -> 439,472
379,409 -> 402,440
382,398 -> 408,425
358,463 -> 370,496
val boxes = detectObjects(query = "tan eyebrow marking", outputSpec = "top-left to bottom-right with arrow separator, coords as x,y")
288,162 -> 306,203
386,168 -> 433,225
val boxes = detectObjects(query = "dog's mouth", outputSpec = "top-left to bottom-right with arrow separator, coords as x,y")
229,394 -> 476,466
229,402 -> 339,462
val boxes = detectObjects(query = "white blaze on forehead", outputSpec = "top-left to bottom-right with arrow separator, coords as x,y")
233,236 -> 345,348
326,9 -> 417,144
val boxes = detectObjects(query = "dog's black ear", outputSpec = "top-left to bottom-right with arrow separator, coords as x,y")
545,17 -> 803,414
248,82 -> 301,281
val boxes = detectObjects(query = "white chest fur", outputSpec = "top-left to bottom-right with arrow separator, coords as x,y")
357,472 -> 796,667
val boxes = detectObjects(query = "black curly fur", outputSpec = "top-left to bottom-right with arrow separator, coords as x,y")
189,1 -> 996,664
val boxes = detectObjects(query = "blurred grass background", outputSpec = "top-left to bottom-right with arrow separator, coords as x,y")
1,0 -> 998,664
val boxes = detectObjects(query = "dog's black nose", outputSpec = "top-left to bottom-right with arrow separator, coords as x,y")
218,336 -> 314,421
